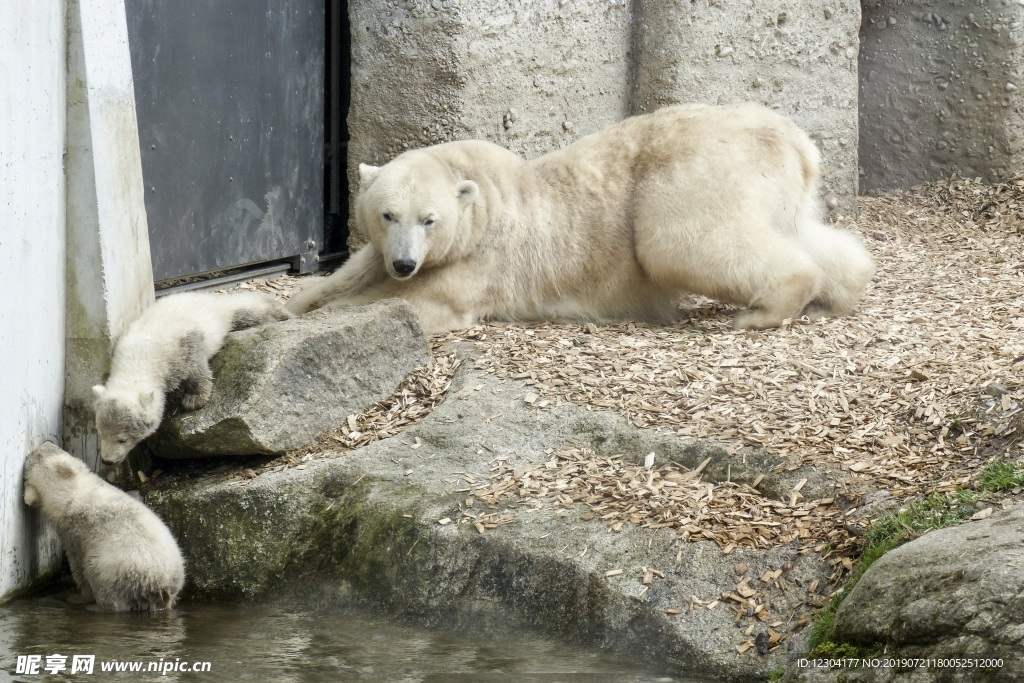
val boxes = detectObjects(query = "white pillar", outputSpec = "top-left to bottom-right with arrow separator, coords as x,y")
0,3 -> 68,602
64,0 -> 155,474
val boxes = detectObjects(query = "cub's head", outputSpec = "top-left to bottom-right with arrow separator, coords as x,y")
24,443 -> 89,507
356,151 -> 479,280
92,385 -> 163,464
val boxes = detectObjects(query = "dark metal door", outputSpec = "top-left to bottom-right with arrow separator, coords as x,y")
126,0 -> 324,283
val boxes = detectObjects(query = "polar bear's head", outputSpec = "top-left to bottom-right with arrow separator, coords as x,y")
92,385 -> 164,464
355,151 -> 479,280
24,442 -> 89,508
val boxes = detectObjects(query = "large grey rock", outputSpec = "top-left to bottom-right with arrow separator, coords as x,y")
632,0 -> 861,216
783,506 -> 1024,682
144,362 -> 835,682
860,1 -> 1024,191
149,300 -> 431,457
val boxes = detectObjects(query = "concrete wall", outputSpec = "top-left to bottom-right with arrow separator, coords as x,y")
860,1 -> 1024,191
632,0 -> 861,214
347,0 -> 632,244
346,0 -> 860,247
0,4 -> 68,601
64,0 -> 155,479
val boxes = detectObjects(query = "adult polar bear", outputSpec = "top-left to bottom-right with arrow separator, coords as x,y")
288,103 -> 874,332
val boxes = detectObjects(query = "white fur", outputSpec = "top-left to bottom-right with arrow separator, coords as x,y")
93,291 -> 291,463
287,103 -> 875,333
23,443 -> 185,612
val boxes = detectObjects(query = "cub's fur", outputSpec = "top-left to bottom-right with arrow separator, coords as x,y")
23,443 -> 185,612
287,102 -> 874,333
93,291 -> 292,463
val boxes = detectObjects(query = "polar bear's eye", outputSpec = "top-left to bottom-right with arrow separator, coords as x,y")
382,212 -> 394,222
117,438 -> 128,444
423,217 -> 436,228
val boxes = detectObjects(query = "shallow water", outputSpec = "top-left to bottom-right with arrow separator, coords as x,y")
0,595 -> 703,682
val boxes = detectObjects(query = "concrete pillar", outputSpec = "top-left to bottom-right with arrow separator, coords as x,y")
0,4 -> 67,602
64,0 -> 155,475
346,0 -> 632,245
859,1 -> 1024,191
632,0 -> 862,216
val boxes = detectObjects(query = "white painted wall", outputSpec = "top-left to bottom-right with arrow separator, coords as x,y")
0,0 -> 154,603
64,0 -> 155,473
0,4 -> 68,600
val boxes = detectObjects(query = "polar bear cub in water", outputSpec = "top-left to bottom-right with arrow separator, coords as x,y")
23,442 -> 185,611
93,291 -> 292,464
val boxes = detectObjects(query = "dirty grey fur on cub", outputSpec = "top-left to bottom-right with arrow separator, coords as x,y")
92,291 -> 292,464
23,442 -> 186,612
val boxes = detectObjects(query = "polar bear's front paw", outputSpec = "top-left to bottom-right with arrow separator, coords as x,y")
180,393 -> 208,411
180,377 -> 213,411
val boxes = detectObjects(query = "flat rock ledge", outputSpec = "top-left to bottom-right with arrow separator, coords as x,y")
782,506 -> 1024,683
149,300 -> 431,457
144,363 -> 834,683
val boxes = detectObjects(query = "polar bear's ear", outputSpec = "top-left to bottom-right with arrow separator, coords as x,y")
456,180 -> 479,206
358,164 -> 380,187
55,461 -> 78,480
139,390 -> 155,408
92,384 -> 106,399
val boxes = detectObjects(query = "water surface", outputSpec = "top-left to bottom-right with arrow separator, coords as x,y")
0,595 -> 701,682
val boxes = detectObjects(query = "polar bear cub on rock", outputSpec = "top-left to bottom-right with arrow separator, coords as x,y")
93,291 -> 292,464
23,442 -> 185,611
287,102 -> 874,333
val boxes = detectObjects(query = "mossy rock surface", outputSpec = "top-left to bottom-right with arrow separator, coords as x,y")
144,363 -> 829,682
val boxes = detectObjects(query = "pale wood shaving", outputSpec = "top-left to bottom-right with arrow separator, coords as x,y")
469,448 -> 854,564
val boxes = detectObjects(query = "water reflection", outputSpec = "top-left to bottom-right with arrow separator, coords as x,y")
0,594 -> 697,682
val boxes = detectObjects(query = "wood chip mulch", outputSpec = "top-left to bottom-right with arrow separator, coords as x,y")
438,174 -> 1024,572
467,448 -> 850,555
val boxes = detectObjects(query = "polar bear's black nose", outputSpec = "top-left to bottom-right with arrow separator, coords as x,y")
392,259 -> 417,276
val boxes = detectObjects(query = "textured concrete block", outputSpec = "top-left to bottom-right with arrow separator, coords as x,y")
150,300 -> 432,458
346,0 -> 860,229
346,0 -> 632,245
632,0 -> 861,215
860,1 -> 1024,191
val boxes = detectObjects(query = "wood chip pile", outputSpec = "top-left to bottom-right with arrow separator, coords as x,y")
468,448 -> 853,556
440,175 -> 1024,565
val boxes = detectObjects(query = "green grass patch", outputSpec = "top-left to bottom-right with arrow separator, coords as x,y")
806,460 -> 1022,657
976,459 -> 1024,493
807,489 -> 981,652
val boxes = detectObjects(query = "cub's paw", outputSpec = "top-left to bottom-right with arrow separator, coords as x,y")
180,393 -> 209,411
180,375 -> 213,411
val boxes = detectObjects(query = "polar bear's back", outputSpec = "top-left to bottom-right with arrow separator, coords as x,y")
534,102 -> 819,215
79,493 -> 185,609
125,291 -> 281,351
109,291 -> 288,384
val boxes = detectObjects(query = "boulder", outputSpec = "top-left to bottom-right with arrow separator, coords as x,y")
144,363 -> 834,682
783,505 -> 1024,682
149,300 -> 431,457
